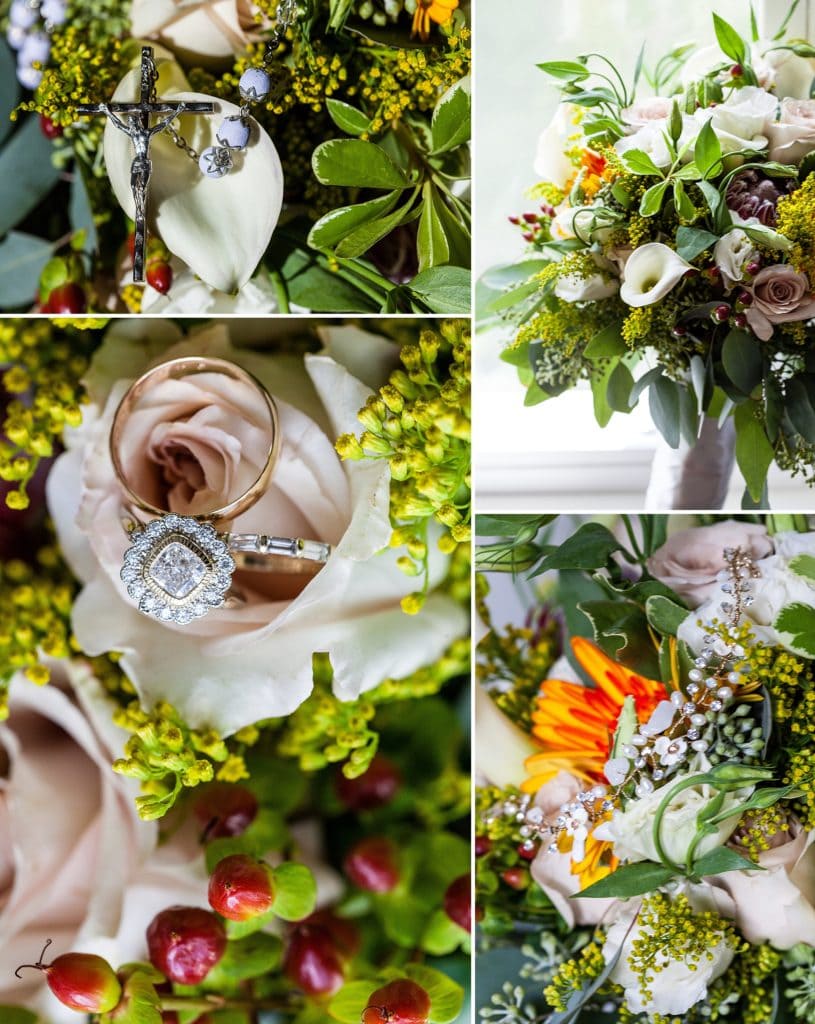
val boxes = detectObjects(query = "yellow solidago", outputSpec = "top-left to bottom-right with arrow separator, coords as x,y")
777,175 -> 815,283
545,940 -> 607,1012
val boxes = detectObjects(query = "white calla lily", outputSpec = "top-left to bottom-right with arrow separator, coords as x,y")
103,53 -> 281,293
131,0 -> 259,66
620,242 -> 693,307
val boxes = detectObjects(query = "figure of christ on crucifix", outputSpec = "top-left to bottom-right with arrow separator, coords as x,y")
76,47 -> 215,283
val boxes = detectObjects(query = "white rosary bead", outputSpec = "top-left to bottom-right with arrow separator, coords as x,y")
17,64 -> 43,90
217,116 -> 251,150
9,0 -> 39,29
199,145 -> 233,178
6,25 -> 26,49
41,0 -> 68,25
19,30 -> 50,67
635,778 -> 654,798
240,67 -> 271,102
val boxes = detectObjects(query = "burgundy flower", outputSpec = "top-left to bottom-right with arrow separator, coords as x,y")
726,170 -> 796,228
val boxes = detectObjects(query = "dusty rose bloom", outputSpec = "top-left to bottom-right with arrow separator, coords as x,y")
767,98 -> 815,164
746,265 -> 815,341
620,97 -> 673,127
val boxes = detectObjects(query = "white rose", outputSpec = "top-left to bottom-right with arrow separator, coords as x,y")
677,532 -> 815,653
534,103 -> 579,189
593,759 -> 749,866
714,229 -> 759,290
554,262 -> 618,303
753,40 -> 815,99
130,0 -> 262,66
620,96 -> 674,128
615,119 -> 683,170
620,242 -> 693,307
604,891 -> 735,1017
48,321 -> 467,738
694,86 -> 776,159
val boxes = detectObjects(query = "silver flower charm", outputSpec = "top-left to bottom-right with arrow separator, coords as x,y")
120,514 -> 235,624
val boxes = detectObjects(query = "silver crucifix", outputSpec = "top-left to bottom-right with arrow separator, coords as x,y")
76,47 -> 215,283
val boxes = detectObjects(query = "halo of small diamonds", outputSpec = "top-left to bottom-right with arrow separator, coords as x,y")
120,514 -> 235,624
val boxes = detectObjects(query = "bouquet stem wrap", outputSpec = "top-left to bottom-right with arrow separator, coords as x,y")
645,417 -> 736,511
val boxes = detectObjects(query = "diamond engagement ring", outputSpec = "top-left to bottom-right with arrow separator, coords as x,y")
110,357 -> 332,624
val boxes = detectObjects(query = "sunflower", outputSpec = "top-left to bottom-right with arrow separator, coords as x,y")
523,636 -> 669,793
411,0 -> 459,40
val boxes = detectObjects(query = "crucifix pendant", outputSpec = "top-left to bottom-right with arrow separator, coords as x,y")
76,47 -> 215,284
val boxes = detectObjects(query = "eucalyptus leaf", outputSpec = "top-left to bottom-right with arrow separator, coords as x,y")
0,40 -> 20,145
785,376 -> 815,443
676,226 -> 719,262
584,324 -> 627,360
650,376 -> 681,449
722,329 -> 763,396
734,402 -> 774,504
0,116 -> 62,237
0,231 -> 52,308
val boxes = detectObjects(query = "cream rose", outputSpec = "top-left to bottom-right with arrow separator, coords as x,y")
130,0 -> 263,66
745,265 -> 815,341
0,663 -> 206,1024
619,242 -> 693,307
767,98 -> 815,164
528,772 -> 617,928
694,86 -> 776,160
714,229 -> 759,290
681,41 -> 813,100
646,520 -> 773,607
620,96 -> 673,128
48,321 -> 467,737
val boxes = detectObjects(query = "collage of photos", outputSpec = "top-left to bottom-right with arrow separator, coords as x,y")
4,2 -> 815,1024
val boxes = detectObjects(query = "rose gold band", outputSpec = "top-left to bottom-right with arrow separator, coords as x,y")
109,356 -> 280,524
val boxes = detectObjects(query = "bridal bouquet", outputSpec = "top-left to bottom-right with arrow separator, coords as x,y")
483,6 -> 815,502
0,317 -> 471,1023
0,0 -> 470,314
476,513 -> 815,1024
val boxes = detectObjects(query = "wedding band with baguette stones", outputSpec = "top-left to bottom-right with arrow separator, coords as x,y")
111,357 -> 332,624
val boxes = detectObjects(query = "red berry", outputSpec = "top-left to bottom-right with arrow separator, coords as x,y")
39,115 -> 63,139
475,836 -> 492,857
501,867 -> 528,890
284,924 -> 345,997
443,874 -> 471,932
208,854 -> 275,922
731,63 -> 743,77
522,213 -> 538,224
522,231 -> 536,242
146,906 -> 226,985
14,942 -> 121,1014
344,837 -> 400,893
147,260 -> 173,294
737,289 -> 753,307
162,1014 -> 180,1024
746,259 -> 762,276
335,754 -> 401,811
712,303 -> 731,323
193,782 -> 258,840
305,909 -> 361,957
508,215 -> 520,225
671,324 -> 688,338
362,979 -> 431,1024
46,283 -> 87,314
734,313 -> 748,329
517,842 -> 538,861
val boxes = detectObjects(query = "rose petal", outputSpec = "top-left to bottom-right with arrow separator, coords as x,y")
102,55 -> 281,292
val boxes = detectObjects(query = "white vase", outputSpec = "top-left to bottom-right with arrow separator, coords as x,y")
644,417 -> 736,510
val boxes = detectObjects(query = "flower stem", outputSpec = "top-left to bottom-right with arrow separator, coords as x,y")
160,996 -> 301,1013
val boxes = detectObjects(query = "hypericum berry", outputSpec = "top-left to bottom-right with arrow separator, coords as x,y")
712,303 -> 731,323
284,924 -> 345,996
146,906 -> 226,985
746,259 -> 762,276
335,754 -> 401,811
361,979 -> 432,1024
517,842 -> 538,861
736,289 -> 753,307
208,854 -> 274,921
671,324 -> 688,338
730,63 -> 743,77
39,115 -> 63,139
15,940 -> 121,1014
501,867 -> 528,890
443,874 -> 471,933
475,836 -> 492,857
343,837 -> 400,892
46,283 -> 86,314
193,782 -> 258,840
734,312 -> 748,329
146,260 -> 173,294
305,909 -> 361,957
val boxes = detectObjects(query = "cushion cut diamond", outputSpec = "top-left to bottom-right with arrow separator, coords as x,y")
148,541 -> 207,599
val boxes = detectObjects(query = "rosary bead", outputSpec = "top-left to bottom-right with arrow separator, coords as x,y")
19,30 -> 50,67
217,116 -> 251,150
199,146 -> 233,179
17,63 -> 43,90
41,0 -> 68,25
239,67 -> 271,102
6,25 -> 26,49
9,0 -> 39,29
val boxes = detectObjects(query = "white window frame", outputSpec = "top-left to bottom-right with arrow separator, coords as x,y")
759,0 -> 811,39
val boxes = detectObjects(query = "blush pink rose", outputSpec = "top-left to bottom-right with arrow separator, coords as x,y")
767,99 -> 815,164
620,96 -> 673,128
646,520 -> 773,607
745,265 -> 815,341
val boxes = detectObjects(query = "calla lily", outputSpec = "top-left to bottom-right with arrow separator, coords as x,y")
130,0 -> 260,66
620,242 -> 693,307
475,685 -> 539,788
102,51 -> 282,293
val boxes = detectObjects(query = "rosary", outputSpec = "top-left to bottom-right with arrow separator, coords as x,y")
76,0 -> 299,284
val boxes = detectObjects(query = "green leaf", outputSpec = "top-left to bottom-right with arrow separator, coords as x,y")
789,554 -> 815,583
622,148 -> 664,177
606,361 -> 635,413
591,360 -> 616,427
404,965 -> 464,1024
0,116 -> 62,237
713,12 -> 747,64
673,179 -> 697,220
417,182 -> 450,272
786,376 -> 815,442
669,100 -> 683,143
734,402 -> 774,504
675,226 -> 719,262
577,860 -> 677,899
224,906 -> 276,940
312,139 -> 408,189
742,224 -> 792,251
645,594 -> 689,636
0,231 -> 53,308
537,60 -> 590,81
430,77 -> 470,154
535,521 -> 622,572
111,967 -> 163,1024
774,602 -> 815,658
692,847 -> 761,877
610,695 -> 638,760
579,599 -> 659,676
584,324 -> 626,359
694,118 -> 723,178
308,190 -> 402,250
640,179 -> 669,216
271,861 -> 317,921
421,908 -> 468,955
329,981 -> 378,1024
0,40 -> 20,146
207,932 -> 283,983
326,98 -> 372,136
335,201 -> 413,259
722,328 -> 763,396
0,1010 -> 38,1024
407,266 -> 470,313
476,514 -> 554,537
70,172 -> 98,251
650,376 -> 681,449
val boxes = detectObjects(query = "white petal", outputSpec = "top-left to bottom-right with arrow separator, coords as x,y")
102,55 -> 281,292
603,756 -> 631,786
641,699 -> 677,736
